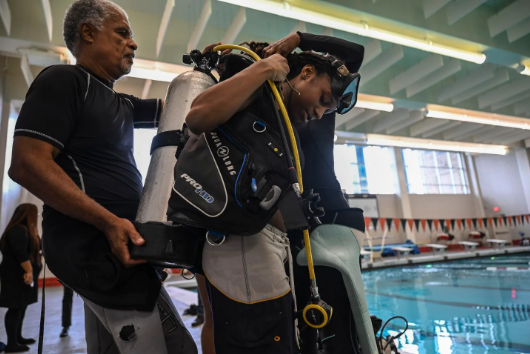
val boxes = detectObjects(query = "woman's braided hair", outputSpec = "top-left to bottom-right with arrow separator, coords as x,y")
243,41 -> 338,81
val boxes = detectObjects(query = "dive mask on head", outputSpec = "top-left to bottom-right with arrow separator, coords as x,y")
328,59 -> 361,115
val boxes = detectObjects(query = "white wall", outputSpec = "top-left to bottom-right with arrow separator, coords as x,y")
370,194 -> 405,244
408,194 -> 477,219
372,148 -> 530,244
0,57 -> 38,232
367,148 -> 485,245
474,150 -> 530,241
1,113 -> 23,233
0,57 -> 47,278
0,109 -> 46,277
0,60 -> 8,234
377,194 -> 400,218
370,194 -> 479,245
411,194 -> 479,244
474,151 -> 529,216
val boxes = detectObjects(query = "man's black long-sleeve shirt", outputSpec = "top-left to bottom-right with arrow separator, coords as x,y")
15,65 -> 163,310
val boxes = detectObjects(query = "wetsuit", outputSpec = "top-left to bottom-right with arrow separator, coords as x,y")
289,36 -> 369,352
200,33 -> 364,354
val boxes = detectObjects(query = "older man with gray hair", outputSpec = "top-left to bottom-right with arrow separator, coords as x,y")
9,0 -> 197,353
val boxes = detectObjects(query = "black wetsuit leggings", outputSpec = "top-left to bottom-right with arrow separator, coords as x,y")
4,306 -> 28,347
205,277 -> 295,354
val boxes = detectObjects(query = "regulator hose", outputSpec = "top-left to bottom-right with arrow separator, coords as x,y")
213,44 -> 331,329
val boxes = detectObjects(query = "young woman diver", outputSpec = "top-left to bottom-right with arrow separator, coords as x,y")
168,32 -> 364,354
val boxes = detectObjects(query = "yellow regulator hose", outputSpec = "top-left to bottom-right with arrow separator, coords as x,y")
213,45 -> 326,328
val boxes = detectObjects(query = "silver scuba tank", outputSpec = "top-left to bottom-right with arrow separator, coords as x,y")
130,68 -> 216,268
136,70 -> 215,224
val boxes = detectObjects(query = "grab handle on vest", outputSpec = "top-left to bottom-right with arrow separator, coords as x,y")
259,185 -> 282,210
213,44 -> 331,329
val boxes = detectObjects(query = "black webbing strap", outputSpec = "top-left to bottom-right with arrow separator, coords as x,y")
150,130 -> 188,155
278,188 -> 310,230
38,263 -> 46,354
255,178 -> 272,201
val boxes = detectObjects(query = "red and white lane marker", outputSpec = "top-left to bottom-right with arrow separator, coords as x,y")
486,267 -> 530,271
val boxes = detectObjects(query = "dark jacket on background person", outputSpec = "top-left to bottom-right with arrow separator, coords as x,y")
0,225 -> 42,308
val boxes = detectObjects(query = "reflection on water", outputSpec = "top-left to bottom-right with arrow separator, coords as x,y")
363,254 -> 530,354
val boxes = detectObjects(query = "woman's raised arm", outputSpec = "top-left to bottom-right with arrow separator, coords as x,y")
185,54 -> 290,135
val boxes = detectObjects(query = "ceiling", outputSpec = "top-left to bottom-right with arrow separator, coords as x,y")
1,0 -> 530,149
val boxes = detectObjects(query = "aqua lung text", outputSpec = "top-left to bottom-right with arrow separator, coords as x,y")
210,131 -> 237,176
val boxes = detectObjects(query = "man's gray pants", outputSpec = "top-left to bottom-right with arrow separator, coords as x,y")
83,286 -> 197,354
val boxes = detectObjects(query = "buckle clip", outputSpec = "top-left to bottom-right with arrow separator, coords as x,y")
206,231 -> 226,246
300,190 -> 325,219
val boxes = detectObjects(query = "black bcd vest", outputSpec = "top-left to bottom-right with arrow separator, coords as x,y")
167,54 -> 305,236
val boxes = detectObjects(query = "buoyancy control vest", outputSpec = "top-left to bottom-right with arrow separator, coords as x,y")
167,54 -> 307,236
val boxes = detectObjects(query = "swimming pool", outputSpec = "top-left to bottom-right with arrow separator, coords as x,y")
362,253 -> 530,354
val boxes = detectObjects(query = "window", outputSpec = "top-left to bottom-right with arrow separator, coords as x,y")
133,129 -> 157,184
334,144 -> 398,194
402,149 -> 469,194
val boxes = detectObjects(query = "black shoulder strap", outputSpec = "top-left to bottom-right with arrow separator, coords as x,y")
150,130 -> 188,155
278,189 -> 310,230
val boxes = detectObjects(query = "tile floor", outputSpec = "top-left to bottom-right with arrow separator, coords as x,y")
0,285 -> 203,354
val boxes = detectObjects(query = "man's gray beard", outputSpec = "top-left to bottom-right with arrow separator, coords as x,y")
121,63 -> 132,76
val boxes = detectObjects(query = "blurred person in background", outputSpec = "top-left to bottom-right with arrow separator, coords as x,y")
0,204 -> 42,353
60,286 -> 74,338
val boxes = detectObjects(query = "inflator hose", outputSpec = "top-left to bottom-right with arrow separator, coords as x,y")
213,45 -> 326,328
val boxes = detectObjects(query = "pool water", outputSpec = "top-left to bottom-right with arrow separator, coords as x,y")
362,254 -> 530,354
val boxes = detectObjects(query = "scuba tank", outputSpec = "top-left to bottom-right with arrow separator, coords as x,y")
129,51 -> 218,268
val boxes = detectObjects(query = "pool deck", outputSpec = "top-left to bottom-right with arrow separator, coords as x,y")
361,245 -> 530,270
10,249 -> 527,353
165,245 -> 530,288
161,246 -> 530,354
0,285 -> 203,354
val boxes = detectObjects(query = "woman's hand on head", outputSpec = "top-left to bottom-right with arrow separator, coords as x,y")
260,54 -> 290,82
263,33 -> 301,58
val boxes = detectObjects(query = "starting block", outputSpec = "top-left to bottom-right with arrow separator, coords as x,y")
425,244 -> 448,254
360,249 -> 372,261
458,241 -> 479,251
391,247 -> 412,259
487,239 -> 507,249
469,231 -> 484,239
